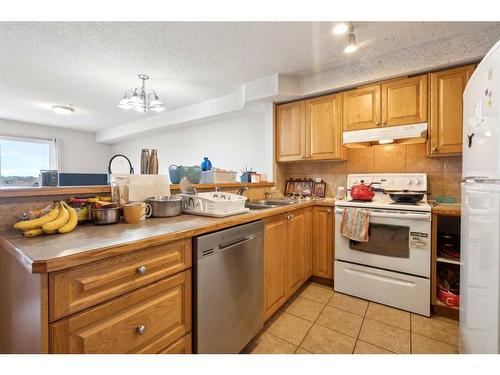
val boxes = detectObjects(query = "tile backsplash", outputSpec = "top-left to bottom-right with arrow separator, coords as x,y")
280,143 -> 462,201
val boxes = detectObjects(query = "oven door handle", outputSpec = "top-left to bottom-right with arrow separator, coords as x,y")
334,207 -> 431,221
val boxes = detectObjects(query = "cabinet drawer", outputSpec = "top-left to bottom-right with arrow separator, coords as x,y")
50,239 -> 191,321
50,270 -> 191,354
159,333 -> 192,354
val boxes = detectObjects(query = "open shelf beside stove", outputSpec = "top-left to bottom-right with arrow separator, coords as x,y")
431,207 -> 461,320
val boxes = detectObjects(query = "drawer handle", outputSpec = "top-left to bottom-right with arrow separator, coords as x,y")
136,265 -> 147,275
136,325 -> 146,335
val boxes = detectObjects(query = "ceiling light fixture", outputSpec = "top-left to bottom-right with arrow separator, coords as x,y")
344,32 -> 358,54
51,105 -> 75,115
332,22 -> 350,35
118,74 -> 166,113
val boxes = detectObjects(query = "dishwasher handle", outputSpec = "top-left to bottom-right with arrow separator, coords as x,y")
219,236 -> 253,250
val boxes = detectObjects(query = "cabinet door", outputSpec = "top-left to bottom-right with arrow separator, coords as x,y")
312,206 -> 333,279
286,208 -> 311,297
428,65 -> 475,156
263,214 -> 288,320
381,74 -> 428,127
276,101 -> 306,161
305,94 -> 347,161
342,84 -> 381,131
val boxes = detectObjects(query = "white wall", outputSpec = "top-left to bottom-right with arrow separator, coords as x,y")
0,119 -> 112,173
111,113 -> 270,181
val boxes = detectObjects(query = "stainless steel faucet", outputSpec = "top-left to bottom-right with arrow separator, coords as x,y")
237,186 -> 249,196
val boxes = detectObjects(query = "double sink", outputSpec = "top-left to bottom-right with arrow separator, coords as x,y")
245,199 -> 299,210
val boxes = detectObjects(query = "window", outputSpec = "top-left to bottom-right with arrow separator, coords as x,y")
0,136 -> 58,187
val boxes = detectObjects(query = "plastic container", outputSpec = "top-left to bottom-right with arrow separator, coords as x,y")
200,169 -> 237,184
201,157 -> 212,171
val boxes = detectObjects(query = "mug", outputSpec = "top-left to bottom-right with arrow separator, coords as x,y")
124,202 -> 152,223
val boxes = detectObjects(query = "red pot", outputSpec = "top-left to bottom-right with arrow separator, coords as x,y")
350,180 -> 375,201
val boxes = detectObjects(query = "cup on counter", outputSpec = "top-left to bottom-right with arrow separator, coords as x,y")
123,202 -> 152,223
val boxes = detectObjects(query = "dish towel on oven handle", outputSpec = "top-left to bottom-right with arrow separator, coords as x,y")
340,208 -> 370,242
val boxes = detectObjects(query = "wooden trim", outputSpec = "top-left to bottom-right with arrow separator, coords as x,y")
40,273 -> 49,353
0,185 -> 111,198
0,182 -> 274,199
431,213 -> 438,306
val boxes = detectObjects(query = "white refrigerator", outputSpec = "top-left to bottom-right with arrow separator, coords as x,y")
461,40 -> 500,354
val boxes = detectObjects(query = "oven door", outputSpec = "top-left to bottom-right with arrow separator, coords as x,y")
334,207 -> 431,277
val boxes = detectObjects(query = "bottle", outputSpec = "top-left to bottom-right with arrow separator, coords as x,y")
201,157 -> 212,171
140,149 -> 150,174
149,149 -> 159,174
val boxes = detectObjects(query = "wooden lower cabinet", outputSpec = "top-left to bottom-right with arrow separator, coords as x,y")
263,213 -> 289,321
312,206 -> 334,279
50,270 -> 191,354
159,333 -> 192,354
287,208 -> 312,296
263,208 -> 312,320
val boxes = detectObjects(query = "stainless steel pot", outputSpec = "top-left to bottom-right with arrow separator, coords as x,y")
146,196 -> 183,217
91,207 -> 121,225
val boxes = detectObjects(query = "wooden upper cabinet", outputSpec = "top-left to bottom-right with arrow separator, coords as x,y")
263,214 -> 288,320
428,65 -> 475,156
312,206 -> 333,280
276,101 -> 306,161
342,84 -> 381,131
305,94 -> 347,161
381,74 -> 428,127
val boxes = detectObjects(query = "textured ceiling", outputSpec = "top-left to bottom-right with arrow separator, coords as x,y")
1,21 -> 500,132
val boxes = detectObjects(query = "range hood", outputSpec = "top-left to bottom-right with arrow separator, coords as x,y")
343,123 -> 428,148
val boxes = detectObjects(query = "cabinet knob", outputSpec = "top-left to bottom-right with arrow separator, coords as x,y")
136,265 -> 147,275
382,121 -> 387,126
431,146 -> 438,152
136,325 -> 146,335
376,122 -> 381,127
301,156 -> 306,160
290,213 -> 294,219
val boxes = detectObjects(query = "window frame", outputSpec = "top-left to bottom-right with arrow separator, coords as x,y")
0,135 -> 59,187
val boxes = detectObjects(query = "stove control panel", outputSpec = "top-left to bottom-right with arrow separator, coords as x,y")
347,173 -> 427,193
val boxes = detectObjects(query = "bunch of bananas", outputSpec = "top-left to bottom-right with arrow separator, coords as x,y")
13,201 -> 78,237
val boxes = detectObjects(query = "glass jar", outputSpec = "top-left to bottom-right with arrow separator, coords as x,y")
69,197 -> 90,224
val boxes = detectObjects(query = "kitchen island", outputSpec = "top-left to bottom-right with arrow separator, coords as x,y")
0,198 -> 334,354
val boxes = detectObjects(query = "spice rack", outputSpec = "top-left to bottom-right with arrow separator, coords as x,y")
431,204 -> 461,320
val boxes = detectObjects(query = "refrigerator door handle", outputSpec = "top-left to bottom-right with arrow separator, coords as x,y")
462,177 -> 500,183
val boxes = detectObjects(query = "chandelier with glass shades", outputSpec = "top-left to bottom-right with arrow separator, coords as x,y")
118,74 -> 166,112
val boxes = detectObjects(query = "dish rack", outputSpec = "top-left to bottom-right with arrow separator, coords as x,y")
178,192 -> 249,217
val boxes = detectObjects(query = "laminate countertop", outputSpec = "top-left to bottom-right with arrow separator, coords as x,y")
431,203 -> 461,216
0,199 -> 334,274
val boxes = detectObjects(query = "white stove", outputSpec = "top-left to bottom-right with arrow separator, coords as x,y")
335,173 -> 431,212
334,173 -> 431,316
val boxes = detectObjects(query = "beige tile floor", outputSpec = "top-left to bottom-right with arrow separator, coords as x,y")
243,282 -> 460,354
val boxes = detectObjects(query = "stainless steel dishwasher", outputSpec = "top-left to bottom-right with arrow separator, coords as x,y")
193,220 -> 264,353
